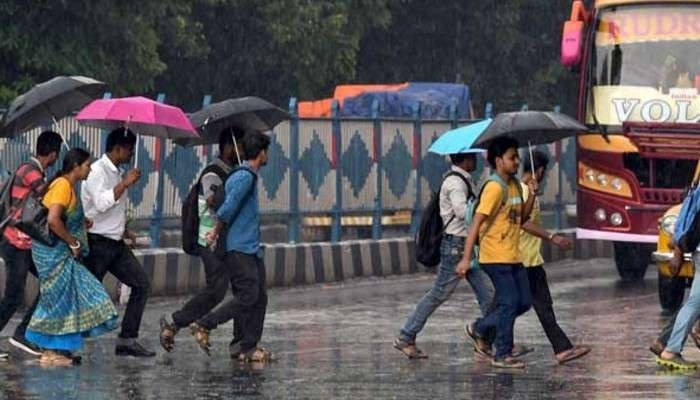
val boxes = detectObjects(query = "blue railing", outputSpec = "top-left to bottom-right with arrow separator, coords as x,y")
0,95 -> 577,246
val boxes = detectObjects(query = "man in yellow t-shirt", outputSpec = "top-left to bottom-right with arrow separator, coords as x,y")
457,136 -> 537,369
519,150 -> 590,364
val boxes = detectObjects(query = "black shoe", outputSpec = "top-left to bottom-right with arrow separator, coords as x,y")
9,335 -> 42,356
115,341 -> 156,357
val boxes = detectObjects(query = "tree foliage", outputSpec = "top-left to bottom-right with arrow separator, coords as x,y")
0,0 -> 577,114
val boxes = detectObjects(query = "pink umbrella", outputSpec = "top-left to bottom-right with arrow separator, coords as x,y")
76,96 -> 198,140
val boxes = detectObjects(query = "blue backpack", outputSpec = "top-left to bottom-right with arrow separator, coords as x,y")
673,184 -> 700,253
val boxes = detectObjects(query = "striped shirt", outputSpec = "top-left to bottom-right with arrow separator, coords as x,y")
3,158 -> 47,250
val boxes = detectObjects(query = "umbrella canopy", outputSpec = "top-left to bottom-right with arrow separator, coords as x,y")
176,96 -> 290,146
0,75 -> 105,138
428,119 -> 491,155
75,96 -> 198,141
472,111 -> 587,148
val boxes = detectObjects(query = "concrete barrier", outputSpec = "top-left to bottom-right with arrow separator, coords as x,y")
0,233 -> 613,304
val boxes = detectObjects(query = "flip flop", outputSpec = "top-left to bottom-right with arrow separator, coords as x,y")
656,354 -> 698,370
465,324 -> 492,358
393,338 -> 428,359
556,346 -> 591,364
511,344 -> 535,358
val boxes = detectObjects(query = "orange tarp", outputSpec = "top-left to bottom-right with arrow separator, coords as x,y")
298,83 -> 409,118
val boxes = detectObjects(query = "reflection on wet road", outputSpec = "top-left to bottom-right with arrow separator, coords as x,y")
1,258 -> 699,399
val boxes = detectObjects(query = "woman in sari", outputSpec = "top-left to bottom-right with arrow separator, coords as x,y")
25,148 -> 118,366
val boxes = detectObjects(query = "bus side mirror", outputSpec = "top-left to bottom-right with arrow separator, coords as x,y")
561,20 -> 584,67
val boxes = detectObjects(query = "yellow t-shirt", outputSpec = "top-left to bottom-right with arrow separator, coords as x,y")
476,178 -> 523,264
519,182 -> 545,267
42,177 -> 77,212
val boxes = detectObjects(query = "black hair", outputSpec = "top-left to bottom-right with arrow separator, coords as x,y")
36,131 -> 63,157
486,136 -> 519,169
219,126 -> 245,155
105,128 -> 137,152
242,131 -> 271,161
449,153 -> 476,165
522,149 -> 549,173
59,148 -> 91,176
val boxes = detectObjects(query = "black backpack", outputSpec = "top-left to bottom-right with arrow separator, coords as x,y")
415,171 -> 473,268
181,163 -> 229,256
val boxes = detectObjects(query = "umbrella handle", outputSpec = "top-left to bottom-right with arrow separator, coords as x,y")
51,116 -> 70,151
134,134 -> 140,169
528,141 -> 535,176
232,134 -> 242,165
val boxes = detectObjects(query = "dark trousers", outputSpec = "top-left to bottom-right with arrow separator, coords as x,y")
0,240 -> 39,338
527,265 -> 573,354
172,246 -> 242,342
474,264 -> 532,359
84,234 -> 151,339
198,251 -> 267,353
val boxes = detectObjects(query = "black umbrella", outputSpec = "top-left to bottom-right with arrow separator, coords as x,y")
176,96 -> 290,147
473,111 -> 587,174
473,111 -> 587,148
0,75 -> 105,138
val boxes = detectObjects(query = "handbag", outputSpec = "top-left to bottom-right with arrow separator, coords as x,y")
14,193 -> 55,246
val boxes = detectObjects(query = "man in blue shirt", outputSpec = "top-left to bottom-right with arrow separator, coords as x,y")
190,131 -> 272,362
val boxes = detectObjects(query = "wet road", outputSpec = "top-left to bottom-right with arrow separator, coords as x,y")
1,258 -> 699,399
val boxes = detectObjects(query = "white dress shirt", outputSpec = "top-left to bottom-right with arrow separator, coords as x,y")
81,154 -> 127,240
439,165 -> 475,237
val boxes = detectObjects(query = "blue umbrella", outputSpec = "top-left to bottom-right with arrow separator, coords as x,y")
428,118 -> 491,155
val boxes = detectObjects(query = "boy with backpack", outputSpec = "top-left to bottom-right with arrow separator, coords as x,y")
653,173 -> 700,370
394,153 -> 494,359
459,136 -> 537,369
159,128 -> 245,357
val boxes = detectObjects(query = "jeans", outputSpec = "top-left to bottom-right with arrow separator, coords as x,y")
84,234 -> 151,339
666,252 -> 700,354
172,246 -> 242,342
198,251 -> 267,353
399,235 -> 495,343
0,241 -> 39,338
527,266 -> 573,354
474,264 -> 532,359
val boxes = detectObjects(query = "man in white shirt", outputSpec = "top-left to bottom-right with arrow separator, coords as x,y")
81,128 -> 155,357
394,153 -> 494,359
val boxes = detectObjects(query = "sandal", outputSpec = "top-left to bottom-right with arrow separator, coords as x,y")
511,344 -> 534,359
465,324 -> 492,358
229,340 -> 243,359
159,315 -> 178,352
656,354 -> 698,370
649,340 -> 664,357
39,350 -> 74,367
239,346 -> 275,363
393,338 -> 428,359
556,345 -> 591,364
190,323 -> 211,356
491,356 -> 525,369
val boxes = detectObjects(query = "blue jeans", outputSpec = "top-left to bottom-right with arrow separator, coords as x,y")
399,235 -> 494,342
474,264 -> 532,359
666,252 -> 700,354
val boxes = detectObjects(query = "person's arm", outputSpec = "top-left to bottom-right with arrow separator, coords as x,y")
521,180 -> 539,222
44,181 -> 81,258
205,173 -> 253,245
446,177 -> 467,220
113,169 -> 140,201
521,221 -> 572,250
200,173 -> 222,209
83,168 -> 139,213
456,213 -> 488,277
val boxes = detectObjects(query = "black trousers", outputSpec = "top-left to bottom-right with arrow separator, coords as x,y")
172,246 -> 242,342
0,240 -> 39,338
84,234 -> 151,339
527,265 -> 573,354
198,251 -> 267,353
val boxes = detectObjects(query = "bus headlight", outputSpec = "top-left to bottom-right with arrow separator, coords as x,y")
610,212 -> 623,226
597,174 -> 608,187
578,162 -> 633,198
611,178 -> 622,191
585,169 -> 595,182
595,208 -> 606,222
660,215 -> 678,236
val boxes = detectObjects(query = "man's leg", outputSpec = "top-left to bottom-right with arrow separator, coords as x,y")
465,267 -> 495,316
398,236 -> 463,344
239,256 -> 268,351
197,251 -> 261,353
527,266 -> 573,354
665,258 -> 700,355
109,243 -> 150,340
476,265 -> 520,361
13,252 -> 38,338
171,247 -> 229,329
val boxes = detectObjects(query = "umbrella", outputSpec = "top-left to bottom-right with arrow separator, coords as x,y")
0,75 -> 105,138
76,96 -> 198,167
176,96 -> 290,147
472,111 -> 587,174
428,119 -> 491,155
472,111 -> 587,148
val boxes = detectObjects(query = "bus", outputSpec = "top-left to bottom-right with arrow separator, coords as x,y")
561,0 -> 700,282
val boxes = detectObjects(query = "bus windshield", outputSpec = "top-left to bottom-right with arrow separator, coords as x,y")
589,4 -> 700,126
